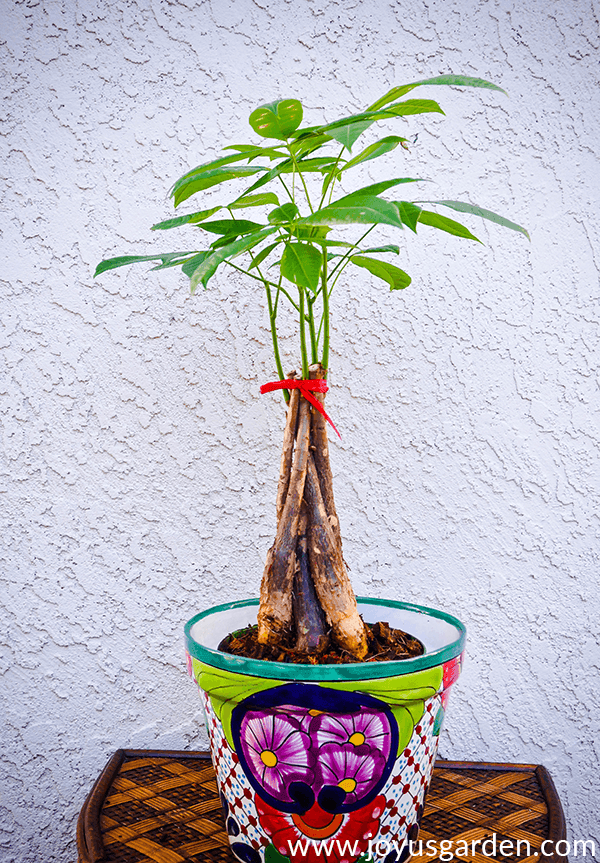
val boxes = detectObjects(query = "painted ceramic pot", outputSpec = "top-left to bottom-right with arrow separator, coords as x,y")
185,598 -> 465,863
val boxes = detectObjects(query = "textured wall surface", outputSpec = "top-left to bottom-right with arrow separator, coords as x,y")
1,0 -> 599,859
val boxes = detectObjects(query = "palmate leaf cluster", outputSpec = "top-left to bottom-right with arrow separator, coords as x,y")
95,74 -> 529,383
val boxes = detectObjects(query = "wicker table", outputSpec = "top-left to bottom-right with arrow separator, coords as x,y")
77,750 -> 567,863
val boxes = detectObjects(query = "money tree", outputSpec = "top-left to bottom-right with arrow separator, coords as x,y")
96,74 -> 528,662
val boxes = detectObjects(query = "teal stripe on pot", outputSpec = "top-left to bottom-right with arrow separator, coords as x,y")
184,596 -> 466,682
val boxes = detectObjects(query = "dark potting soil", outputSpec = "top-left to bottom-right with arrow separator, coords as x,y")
218,620 -> 424,664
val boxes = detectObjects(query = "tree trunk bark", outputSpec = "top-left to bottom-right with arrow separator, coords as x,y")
292,508 -> 329,655
304,454 -> 368,658
309,364 -> 342,549
257,365 -> 368,659
276,372 -> 300,523
257,395 -> 311,645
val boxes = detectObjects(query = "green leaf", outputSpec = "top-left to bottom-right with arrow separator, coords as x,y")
94,252 -> 195,277
239,158 -> 336,202
289,133 -> 333,158
240,161 -> 294,196
380,98 -> 444,119
423,200 -> 530,239
223,144 -> 288,160
369,86 -> 418,112
171,166 -> 267,207
394,201 -> 422,233
302,113 -> 373,150
248,240 -> 281,270
180,252 -> 210,277
189,227 -> 277,292
418,209 -> 482,242
195,662 -> 283,750
324,668 -> 442,700
322,667 -> 442,756
172,150 -> 265,186
249,99 -> 303,140
199,219 -> 264,236
279,157 -> 338,174
303,238 -> 355,249
314,100 -> 444,150
300,196 -> 404,230
238,157 -> 333,185
170,147 -> 278,198
392,705 -> 419,753
328,119 -> 374,150
294,225 -> 330,241
318,112 -> 380,135
151,207 -> 221,231
224,143 -> 264,153
268,203 -> 300,224
150,254 -> 201,271
209,235 -> 238,251
228,192 -> 280,210
289,124 -> 328,139
368,75 -> 507,111
350,255 -> 411,290
280,242 -> 322,291
433,703 -> 445,737
320,166 -> 342,202
335,178 -> 425,205
341,136 -> 407,172
360,244 -> 400,255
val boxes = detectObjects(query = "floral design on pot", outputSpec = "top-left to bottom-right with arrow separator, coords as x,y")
231,683 -> 398,814
256,794 -> 386,863
238,708 -> 316,805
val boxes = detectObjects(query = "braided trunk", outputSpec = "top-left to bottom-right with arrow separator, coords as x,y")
257,365 -> 368,660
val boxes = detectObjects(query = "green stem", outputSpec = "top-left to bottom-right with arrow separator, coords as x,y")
265,280 -> 288,402
278,175 -> 294,202
328,225 -> 376,280
307,296 -> 318,365
329,256 -> 352,292
248,248 -> 288,402
321,249 -> 330,371
273,272 -> 283,318
319,145 -> 345,210
298,287 -> 309,379
225,260 -> 300,312
286,146 -> 314,214
315,226 -> 377,348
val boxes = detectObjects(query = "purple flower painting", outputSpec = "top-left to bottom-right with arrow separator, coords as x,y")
272,703 -> 314,733
311,709 -> 392,760
232,683 -> 399,815
239,711 -> 315,803
318,742 -> 387,805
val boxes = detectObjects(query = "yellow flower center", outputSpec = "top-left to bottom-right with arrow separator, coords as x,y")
260,749 -> 278,767
348,731 -> 365,746
338,778 -> 357,793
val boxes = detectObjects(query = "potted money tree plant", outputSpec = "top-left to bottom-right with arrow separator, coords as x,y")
96,75 -> 528,863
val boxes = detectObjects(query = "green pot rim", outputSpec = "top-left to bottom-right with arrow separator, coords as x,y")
185,596 -> 466,681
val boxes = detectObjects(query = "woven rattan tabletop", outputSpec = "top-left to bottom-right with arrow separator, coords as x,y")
77,750 -> 566,863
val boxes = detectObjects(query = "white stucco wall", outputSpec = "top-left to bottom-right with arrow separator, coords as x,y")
1,0 -> 599,859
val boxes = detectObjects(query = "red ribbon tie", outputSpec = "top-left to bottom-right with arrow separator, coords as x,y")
260,378 -> 341,439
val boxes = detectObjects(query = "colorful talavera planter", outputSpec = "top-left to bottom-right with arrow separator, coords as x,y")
185,598 -> 465,863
